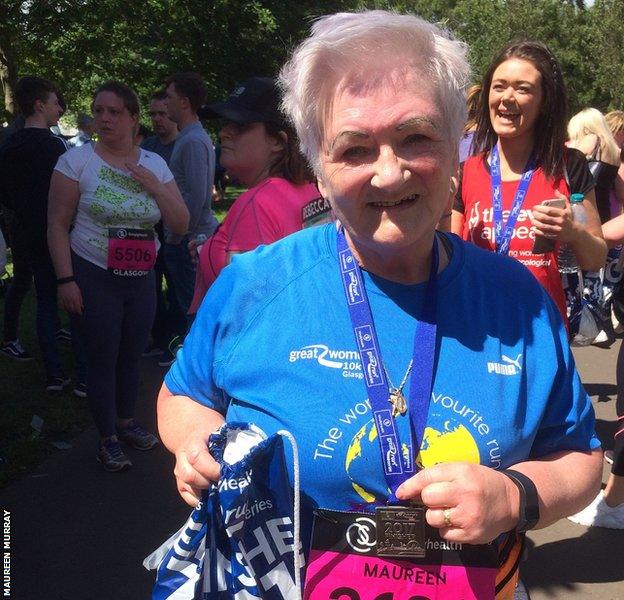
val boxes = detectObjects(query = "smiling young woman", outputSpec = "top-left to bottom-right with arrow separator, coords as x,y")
452,40 -> 606,322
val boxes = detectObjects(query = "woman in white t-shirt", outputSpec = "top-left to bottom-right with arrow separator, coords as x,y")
48,81 -> 188,472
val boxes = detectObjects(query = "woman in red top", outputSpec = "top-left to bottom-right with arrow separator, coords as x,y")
452,40 -> 605,320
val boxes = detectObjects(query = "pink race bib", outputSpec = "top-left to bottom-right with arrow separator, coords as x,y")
304,510 -> 498,600
107,228 -> 156,276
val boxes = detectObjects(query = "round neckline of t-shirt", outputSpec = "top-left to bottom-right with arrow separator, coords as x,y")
322,223 -> 464,297
91,144 -> 146,174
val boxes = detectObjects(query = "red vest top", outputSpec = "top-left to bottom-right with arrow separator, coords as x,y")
460,154 -> 568,321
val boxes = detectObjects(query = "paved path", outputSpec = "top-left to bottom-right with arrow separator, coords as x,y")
523,341 -> 624,600
1,346 -> 623,599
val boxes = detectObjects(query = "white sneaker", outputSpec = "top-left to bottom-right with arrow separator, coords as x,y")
612,306 -> 624,334
567,491 -> 624,529
593,329 -> 609,344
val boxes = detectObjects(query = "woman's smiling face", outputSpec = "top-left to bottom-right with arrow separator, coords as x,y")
488,58 -> 543,144
317,69 -> 456,258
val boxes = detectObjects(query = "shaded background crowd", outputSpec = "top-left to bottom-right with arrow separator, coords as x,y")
1,0 -> 624,552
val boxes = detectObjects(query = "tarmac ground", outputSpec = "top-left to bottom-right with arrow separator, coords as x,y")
1,344 -> 623,599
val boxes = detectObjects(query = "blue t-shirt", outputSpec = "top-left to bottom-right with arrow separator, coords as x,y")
166,224 -> 599,515
141,135 -> 176,165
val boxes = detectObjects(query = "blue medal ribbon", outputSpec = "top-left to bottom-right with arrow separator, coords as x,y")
490,144 -> 536,255
337,227 -> 438,501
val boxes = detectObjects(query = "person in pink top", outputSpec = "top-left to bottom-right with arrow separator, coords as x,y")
189,77 -> 332,314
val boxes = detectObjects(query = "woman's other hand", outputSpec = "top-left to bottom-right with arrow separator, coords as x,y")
531,191 -> 578,243
173,431 -> 221,506
396,462 -> 519,545
57,281 -> 84,315
127,164 -> 189,235
532,189 -> 606,270
157,385 -> 225,507
126,162 -> 164,197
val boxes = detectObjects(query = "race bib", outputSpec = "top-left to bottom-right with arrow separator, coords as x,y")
107,227 -> 156,276
304,509 -> 499,600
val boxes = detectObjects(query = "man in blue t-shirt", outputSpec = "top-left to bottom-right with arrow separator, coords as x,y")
142,91 -> 177,164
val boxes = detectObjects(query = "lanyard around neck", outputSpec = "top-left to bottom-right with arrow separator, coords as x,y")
489,143 -> 536,255
336,227 -> 439,501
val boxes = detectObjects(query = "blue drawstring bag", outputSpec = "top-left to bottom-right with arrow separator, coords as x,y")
146,490 -> 214,599
145,423 -> 303,600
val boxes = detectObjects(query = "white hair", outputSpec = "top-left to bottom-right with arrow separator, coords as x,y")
278,10 -> 471,175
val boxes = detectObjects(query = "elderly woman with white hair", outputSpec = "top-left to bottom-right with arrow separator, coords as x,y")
157,10 -> 601,599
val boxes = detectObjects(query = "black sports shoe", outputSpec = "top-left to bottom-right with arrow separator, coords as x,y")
157,348 -> 176,367
142,342 -> 164,357
55,328 -> 72,342
46,376 -> 70,393
97,439 -> 132,472
0,340 -> 33,361
73,382 -> 87,398
117,422 -> 159,450
158,336 -> 182,367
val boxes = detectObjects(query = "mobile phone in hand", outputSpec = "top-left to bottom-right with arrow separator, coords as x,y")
532,198 -> 566,254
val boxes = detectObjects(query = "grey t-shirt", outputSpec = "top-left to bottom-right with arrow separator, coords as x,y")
165,121 -> 218,243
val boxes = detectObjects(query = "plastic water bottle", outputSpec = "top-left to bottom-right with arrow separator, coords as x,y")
557,193 -> 586,274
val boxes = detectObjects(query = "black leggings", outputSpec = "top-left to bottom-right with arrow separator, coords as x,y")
613,342 -> 624,476
3,223 -> 32,342
71,253 -> 156,438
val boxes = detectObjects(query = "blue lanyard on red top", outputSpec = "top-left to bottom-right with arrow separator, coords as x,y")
336,227 -> 439,501
490,144 -> 536,255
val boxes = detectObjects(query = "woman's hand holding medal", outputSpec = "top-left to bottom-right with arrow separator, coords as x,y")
396,462 -> 520,545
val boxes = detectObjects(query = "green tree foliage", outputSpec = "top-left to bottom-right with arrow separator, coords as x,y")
365,0 -> 623,114
1,0 -> 623,124
1,0 -> 356,120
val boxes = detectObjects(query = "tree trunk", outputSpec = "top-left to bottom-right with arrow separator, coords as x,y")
0,41 -> 18,121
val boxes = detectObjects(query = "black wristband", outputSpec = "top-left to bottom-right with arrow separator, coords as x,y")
56,276 -> 75,285
502,469 -> 540,532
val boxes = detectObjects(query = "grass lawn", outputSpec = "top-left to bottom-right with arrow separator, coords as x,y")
0,186 -> 243,488
0,282 -> 91,488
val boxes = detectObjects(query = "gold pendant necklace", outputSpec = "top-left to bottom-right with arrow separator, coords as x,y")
383,360 -> 413,418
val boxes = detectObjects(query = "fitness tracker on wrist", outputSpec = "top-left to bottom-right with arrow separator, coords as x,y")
502,469 -> 540,532
56,276 -> 75,285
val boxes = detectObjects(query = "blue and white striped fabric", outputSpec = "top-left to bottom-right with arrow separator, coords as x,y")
147,491 -> 212,599
146,423 -> 302,600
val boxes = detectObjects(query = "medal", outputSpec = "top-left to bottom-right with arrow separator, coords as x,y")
375,504 -> 426,558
